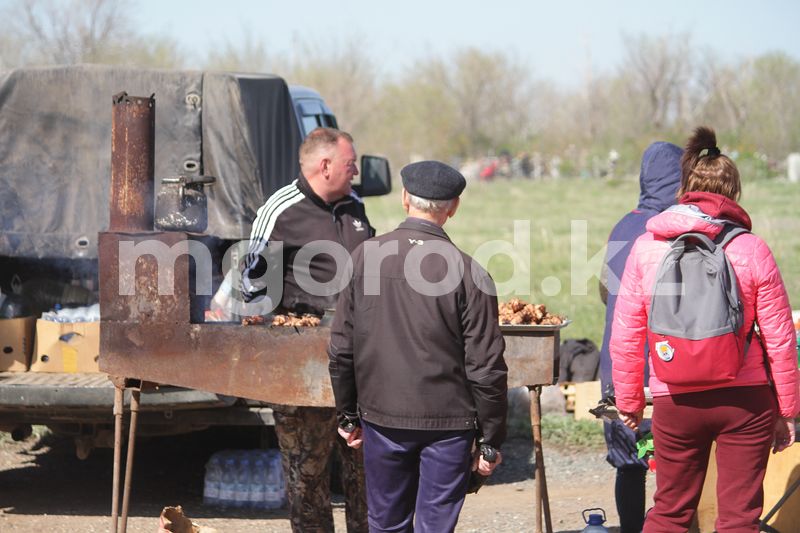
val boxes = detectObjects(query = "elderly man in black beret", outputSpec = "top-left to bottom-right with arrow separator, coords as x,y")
328,161 -> 508,532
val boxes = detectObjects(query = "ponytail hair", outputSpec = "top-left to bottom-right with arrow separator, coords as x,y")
678,126 -> 741,201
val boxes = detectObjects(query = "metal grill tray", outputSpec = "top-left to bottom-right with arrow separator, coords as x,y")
499,319 -> 572,333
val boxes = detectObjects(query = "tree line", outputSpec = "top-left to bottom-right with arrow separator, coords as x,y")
2,0 -> 799,178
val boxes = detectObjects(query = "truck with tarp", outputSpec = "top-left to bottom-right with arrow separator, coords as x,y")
0,64 -> 391,457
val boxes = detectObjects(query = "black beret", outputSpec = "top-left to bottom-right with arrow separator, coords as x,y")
401,161 -> 466,201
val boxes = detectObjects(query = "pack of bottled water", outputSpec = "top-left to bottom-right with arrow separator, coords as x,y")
203,449 -> 286,509
41,303 -> 100,323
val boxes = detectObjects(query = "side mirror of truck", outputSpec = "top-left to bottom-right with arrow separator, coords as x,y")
354,155 -> 391,197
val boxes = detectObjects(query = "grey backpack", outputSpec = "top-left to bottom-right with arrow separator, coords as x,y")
647,224 -> 751,386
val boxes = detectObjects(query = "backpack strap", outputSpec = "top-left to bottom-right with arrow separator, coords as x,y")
670,225 -> 749,250
742,322 -> 775,386
716,225 -> 750,317
671,232 -> 716,251
743,322 -> 756,358
715,225 -> 749,248
718,224 -> 757,361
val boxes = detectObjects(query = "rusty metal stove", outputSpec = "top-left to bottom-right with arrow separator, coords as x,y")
98,229 -> 336,407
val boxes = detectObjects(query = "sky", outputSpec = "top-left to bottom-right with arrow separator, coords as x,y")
131,0 -> 800,87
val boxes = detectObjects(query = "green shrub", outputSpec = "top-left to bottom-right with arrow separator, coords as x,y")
541,414 -> 605,449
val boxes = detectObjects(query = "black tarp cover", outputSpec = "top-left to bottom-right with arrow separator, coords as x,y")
0,64 -> 302,259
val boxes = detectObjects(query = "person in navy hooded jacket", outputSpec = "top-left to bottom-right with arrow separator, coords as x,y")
598,141 -> 682,533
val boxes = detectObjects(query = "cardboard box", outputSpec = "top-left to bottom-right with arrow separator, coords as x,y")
0,317 -> 37,371
573,380 -> 601,421
31,319 -> 101,373
695,441 -> 800,532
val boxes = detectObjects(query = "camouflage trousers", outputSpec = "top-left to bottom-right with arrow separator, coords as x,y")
273,405 -> 368,533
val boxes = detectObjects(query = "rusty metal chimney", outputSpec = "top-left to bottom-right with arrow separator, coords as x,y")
109,93 -> 155,231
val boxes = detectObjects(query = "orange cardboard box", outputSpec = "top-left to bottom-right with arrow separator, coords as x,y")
0,317 -> 37,371
696,441 -> 800,532
30,319 -> 101,373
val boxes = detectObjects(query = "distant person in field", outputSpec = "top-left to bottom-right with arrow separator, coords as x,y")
610,127 -> 799,531
598,141 -> 682,533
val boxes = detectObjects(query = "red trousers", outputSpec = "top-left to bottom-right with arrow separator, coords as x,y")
645,385 -> 777,533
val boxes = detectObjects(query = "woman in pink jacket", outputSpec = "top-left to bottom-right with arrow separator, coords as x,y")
610,126 -> 799,532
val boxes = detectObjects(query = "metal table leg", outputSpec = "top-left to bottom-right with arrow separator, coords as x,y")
109,377 -> 141,533
530,385 -> 553,533
111,382 -> 124,533
120,387 -> 140,533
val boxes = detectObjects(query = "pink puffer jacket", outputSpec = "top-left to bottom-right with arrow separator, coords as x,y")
610,191 -> 799,418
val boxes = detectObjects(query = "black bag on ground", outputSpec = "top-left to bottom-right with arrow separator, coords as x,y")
559,338 -> 600,383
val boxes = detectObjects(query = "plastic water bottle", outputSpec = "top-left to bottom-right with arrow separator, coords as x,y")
234,456 -> 251,507
203,455 -> 222,505
219,457 -> 237,507
264,449 -> 284,509
275,451 -> 287,507
581,508 -> 609,532
53,303 -> 67,323
250,457 -> 267,509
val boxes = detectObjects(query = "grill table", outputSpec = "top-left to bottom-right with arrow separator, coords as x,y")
501,323 -> 568,533
100,230 -> 566,533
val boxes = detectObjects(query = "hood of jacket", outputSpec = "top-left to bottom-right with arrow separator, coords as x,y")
646,191 -> 753,239
637,141 -> 683,213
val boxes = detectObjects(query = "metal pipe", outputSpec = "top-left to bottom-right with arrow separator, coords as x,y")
759,475 -> 800,531
111,384 -> 124,533
530,385 -> 553,533
120,388 -> 141,533
110,92 -> 155,232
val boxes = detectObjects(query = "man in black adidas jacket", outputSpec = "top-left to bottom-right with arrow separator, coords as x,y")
328,161 -> 508,533
242,127 -> 373,533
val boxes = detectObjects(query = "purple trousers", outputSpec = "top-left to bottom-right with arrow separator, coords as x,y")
361,421 -> 475,533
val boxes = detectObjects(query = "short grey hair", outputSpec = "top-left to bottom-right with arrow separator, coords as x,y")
299,127 -> 353,168
407,193 -> 456,214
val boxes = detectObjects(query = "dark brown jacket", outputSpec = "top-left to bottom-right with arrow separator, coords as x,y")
328,218 -> 508,448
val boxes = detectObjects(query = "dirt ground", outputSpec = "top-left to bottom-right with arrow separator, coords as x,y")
0,426 -> 653,532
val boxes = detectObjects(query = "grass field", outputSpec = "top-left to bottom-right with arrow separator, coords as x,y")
365,177 -> 800,346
